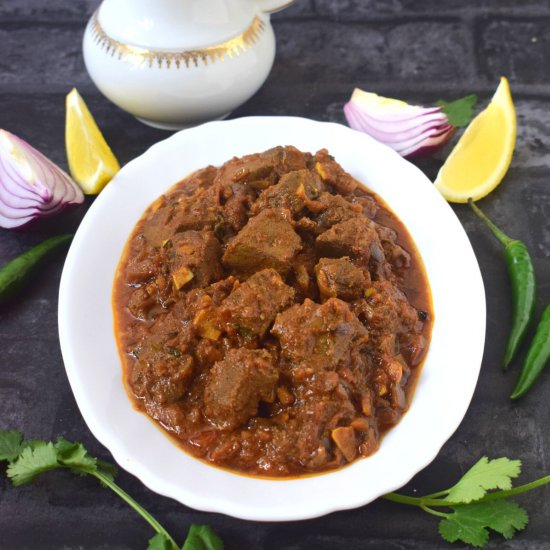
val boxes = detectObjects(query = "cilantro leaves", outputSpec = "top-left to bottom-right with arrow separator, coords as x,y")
0,429 -> 223,550
182,525 -> 224,550
148,534 -> 177,550
3,427 -> 550,550
446,456 -> 521,503
0,429 -> 23,461
384,455 -> 550,548
436,94 -> 478,127
7,442 -> 60,485
439,500 -> 528,547
147,529 -> 223,550
2,434 -> 117,487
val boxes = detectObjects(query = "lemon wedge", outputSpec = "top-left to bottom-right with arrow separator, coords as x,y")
434,77 -> 516,203
65,88 -> 120,195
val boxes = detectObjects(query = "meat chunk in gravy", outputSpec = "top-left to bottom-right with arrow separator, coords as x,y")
131,354 -> 194,406
314,192 -> 363,230
314,148 -> 357,194
316,218 -> 385,265
204,349 -> 278,429
315,257 -> 370,301
169,230 -> 222,289
114,146 -> 432,477
253,169 -> 325,216
219,269 -> 295,337
222,208 -> 302,275
216,145 -> 310,189
272,298 -> 368,371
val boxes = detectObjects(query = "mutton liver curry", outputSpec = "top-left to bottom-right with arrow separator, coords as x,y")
113,146 -> 432,476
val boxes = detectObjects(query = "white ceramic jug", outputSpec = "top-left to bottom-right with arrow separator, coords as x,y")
83,0 -> 293,129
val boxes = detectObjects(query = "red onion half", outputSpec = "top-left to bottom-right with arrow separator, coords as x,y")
0,130 -> 84,229
344,88 -> 458,159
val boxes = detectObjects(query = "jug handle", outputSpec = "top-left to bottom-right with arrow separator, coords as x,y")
256,0 -> 295,14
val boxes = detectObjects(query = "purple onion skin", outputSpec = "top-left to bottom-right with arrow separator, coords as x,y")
0,130 -> 84,230
343,99 -> 456,160
404,127 -> 456,159
1,200 -> 85,232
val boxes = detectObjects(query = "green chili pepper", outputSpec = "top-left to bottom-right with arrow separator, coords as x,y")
510,304 -> 550,399
0,234 -> 73,305
469,200 -> 536,368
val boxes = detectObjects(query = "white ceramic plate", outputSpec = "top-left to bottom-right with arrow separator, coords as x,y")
58,117 -> 485,521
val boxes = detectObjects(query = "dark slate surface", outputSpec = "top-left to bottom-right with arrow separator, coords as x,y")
1,0 -> 549,548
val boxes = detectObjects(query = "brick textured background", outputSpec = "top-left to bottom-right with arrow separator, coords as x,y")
1,1 -> 549,549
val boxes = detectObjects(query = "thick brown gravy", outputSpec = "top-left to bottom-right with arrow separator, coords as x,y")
113,146 -> 432,477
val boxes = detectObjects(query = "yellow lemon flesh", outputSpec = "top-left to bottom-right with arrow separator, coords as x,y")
434,77 -> 516,203
65,88 -> 120,195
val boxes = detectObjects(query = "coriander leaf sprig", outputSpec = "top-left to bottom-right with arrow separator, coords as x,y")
384,456 -> 550,548
3,429 -> 550,549
0,429 -> 223,550
435,94 -> 478,128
